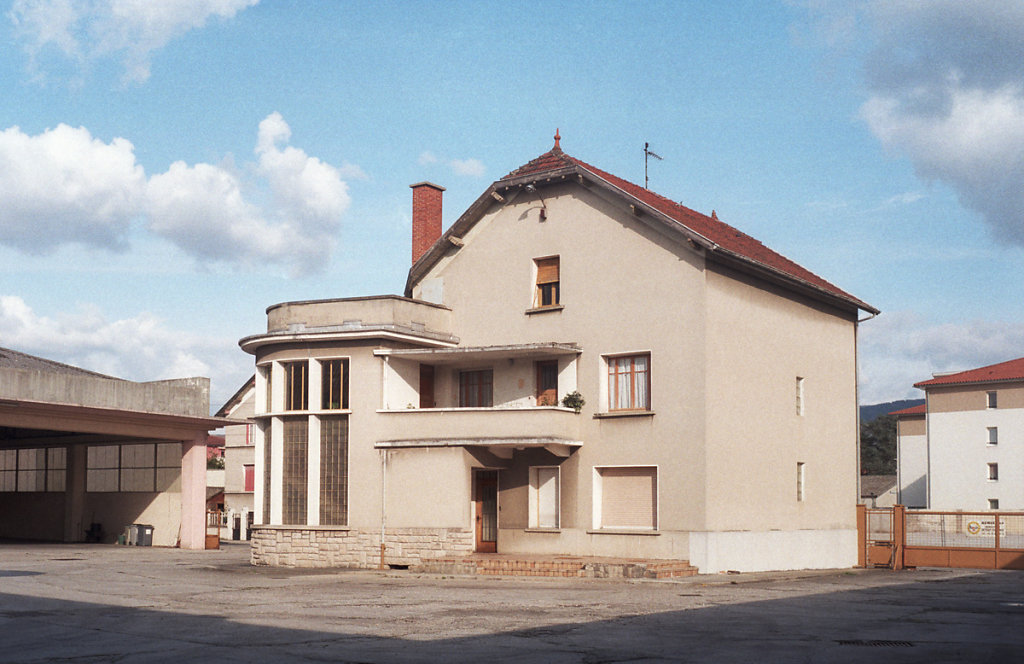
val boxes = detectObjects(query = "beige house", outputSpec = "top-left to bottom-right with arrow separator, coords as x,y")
0,347 -> 222,548
243,135 -> 877,573
216,376 -> 256,540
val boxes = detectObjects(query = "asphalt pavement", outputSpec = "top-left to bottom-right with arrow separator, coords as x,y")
0,541 -> 1022,662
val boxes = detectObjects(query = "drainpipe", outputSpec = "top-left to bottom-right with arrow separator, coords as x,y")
380,448 -> 388,570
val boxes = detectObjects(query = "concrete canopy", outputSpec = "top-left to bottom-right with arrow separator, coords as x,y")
0,348 -> 226,548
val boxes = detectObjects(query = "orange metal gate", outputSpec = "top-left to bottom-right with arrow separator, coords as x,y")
857,505 -> 1024,570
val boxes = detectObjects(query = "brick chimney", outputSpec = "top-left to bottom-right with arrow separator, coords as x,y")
410,182 -> 445,265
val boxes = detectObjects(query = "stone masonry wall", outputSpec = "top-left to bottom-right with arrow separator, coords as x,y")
251,526 -> 474,568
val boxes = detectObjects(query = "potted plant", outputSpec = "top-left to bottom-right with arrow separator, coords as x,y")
561,391 -> 585,413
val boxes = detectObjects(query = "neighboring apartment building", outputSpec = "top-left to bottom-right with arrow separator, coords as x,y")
898,358 -> 1024,511
216,376 -> 256,541
892,403 -> 927,507
241,135 -> 877,573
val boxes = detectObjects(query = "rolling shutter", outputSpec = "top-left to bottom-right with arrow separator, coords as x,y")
600,467 -> 657,529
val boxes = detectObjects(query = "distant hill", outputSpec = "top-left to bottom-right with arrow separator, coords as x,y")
860,399 -> 925,423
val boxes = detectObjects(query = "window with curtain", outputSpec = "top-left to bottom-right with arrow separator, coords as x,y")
607,354 -> 651,411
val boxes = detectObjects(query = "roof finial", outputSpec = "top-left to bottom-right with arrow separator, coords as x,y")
711,210 -> 718,220
553,128 -> 561,150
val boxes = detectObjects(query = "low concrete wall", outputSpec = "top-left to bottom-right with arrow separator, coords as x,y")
689,528 -> 858,574
250,526 -> 474,568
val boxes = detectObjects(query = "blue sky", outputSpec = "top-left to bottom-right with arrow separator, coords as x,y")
1,0 -> 1023,410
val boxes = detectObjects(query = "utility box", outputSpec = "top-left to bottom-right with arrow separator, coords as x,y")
135,524 -> 154,547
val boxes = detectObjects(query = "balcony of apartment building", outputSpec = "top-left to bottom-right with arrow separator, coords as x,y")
374,343 -> 584,456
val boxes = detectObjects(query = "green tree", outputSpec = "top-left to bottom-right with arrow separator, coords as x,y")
860,413 -> 897,475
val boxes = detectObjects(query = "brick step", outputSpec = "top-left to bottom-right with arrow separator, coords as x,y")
412,557 -> 698,579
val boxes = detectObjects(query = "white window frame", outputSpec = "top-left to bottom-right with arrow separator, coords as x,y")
592,465 -> 658,531
795,377 -> 805,416
796,462 -> 806,501
987,427 -> 998,446
988,498 -> 1000,510
987,391 -> 998,409
987,463 -> 999,481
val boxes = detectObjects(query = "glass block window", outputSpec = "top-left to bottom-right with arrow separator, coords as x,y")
319,416 -> 349,525
281,418 -> 308,525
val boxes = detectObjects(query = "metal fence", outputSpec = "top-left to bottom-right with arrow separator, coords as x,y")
857,505 -> 1024,570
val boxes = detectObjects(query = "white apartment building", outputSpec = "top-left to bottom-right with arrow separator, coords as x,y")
897,358 -> 1024,511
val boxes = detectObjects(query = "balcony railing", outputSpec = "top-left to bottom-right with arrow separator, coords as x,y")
374,406 -> 581,444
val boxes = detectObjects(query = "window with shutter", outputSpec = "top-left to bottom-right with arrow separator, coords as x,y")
535,257 -> 560,307
595,466 -> 657,530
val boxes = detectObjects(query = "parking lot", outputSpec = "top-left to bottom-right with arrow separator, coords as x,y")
1,542 -> 1022,662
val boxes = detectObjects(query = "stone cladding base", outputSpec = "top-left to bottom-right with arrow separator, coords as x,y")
250,526 -> 473,568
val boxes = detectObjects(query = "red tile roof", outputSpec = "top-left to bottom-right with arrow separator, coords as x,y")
914,357 -> 1024,389
501,146 -> 875,312
890,403 -> 926,416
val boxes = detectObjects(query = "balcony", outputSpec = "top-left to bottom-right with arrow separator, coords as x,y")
375,342 -> 583,454
375,406 -> 582,451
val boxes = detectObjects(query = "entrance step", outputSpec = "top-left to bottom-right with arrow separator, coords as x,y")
412,555 -> 698,579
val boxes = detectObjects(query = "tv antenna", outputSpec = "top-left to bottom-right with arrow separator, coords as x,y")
644,142 -> 663,189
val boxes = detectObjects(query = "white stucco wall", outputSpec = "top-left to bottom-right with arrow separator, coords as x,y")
897,431 -> 928,508
929,406 -> 1024,510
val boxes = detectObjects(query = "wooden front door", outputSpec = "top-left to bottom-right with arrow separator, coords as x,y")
474,470 -> 498,553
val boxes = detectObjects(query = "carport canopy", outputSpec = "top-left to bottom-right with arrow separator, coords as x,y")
0,348 -> 227,549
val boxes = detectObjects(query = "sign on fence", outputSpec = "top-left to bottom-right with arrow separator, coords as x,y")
965,518 -> 1005,537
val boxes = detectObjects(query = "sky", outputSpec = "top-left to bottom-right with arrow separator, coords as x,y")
1,0 -> 1023,410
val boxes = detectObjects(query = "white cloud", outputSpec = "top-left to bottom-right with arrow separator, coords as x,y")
857,1 -> 1024,247
0,294 -> 249,408
0,114 -> 355,276
858,311 -> 1024,403
449,157 -> 486,177
9,0 -> 259,84
881,191 -> 924,207
146,112 -> 350,275
417,151 -> 486,177
0,124 -> 145,252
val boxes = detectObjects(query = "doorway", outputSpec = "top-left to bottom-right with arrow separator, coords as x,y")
536,360 -> 558,406
474,470 -> 498,553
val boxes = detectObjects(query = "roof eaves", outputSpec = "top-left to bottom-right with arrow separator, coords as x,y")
915,375 -> 1024,389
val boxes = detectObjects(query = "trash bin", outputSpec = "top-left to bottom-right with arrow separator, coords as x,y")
136,524 -> 154,547
127,524 -> 139,546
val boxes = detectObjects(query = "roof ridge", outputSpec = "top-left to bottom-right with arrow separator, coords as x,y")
480,142 -> 874,314
915,356 -> 1024,388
